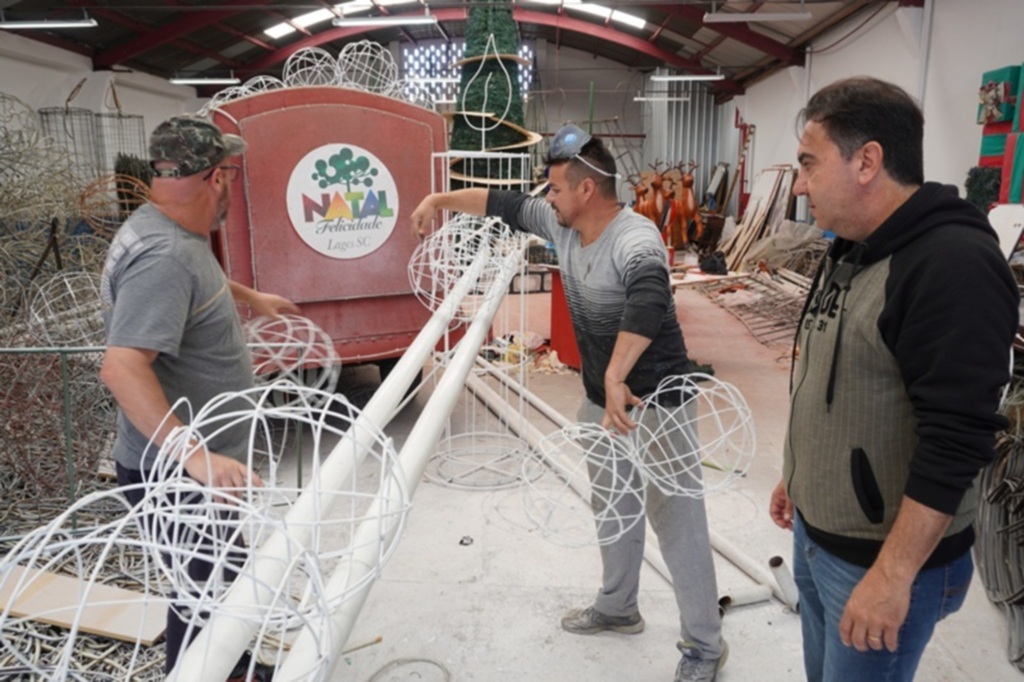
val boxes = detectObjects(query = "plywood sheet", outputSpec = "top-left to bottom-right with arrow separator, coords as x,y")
0,565 -> 167,645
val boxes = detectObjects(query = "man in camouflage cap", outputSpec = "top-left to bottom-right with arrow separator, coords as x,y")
149,115 -> 247,178
100,115 -> 295,680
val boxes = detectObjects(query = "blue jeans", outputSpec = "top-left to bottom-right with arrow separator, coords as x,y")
792,514 -> 972,682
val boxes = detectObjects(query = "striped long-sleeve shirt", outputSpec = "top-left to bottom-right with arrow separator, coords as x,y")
488,190 -> 693,407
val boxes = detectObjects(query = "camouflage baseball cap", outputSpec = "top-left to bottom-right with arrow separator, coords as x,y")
149,115 -> 246,178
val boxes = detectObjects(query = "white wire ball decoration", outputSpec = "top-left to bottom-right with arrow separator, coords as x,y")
244,75 -> 285,93
283,47 -> 343,87
197,85 -> 252,118
0,91 -> 42,147
337,40 -> 400,95
630,373 -> 755,497
142,382 -> 408,674
244,314 -> 340,405
0,487 -> 174,680
26,270 -> 104,347
408,214 -> 519,325
522,423 -> 646,548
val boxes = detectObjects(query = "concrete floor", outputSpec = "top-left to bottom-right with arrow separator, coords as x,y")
292,287 -> 1018,681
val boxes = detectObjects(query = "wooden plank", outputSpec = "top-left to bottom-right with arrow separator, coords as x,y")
727,168 -> 785,270
0,565 -> 167,645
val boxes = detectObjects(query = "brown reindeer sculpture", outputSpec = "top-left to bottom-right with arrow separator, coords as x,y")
675,161 -> 703,249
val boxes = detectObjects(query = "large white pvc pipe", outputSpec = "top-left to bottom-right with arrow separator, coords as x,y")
473,356 -> 785,602
171,253 -> 492,682
277,251 -> 522,681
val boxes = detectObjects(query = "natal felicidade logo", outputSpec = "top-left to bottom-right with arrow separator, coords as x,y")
286,144 -> 398,259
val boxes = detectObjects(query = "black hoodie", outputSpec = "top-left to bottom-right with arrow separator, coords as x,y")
784,182 -> 1019,568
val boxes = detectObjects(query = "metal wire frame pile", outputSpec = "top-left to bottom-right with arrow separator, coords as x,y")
0,91 -> 151,522
975,362 -> 1024,671
0,500 -> 169,681
689,271 -> 810,348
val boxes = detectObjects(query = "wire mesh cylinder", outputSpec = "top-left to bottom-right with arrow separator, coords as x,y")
37,106 -> 100,188
94,112 -> 146,175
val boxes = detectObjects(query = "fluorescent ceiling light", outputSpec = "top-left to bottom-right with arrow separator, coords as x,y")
703,7 -> 811,23
651,74 -> 725,82
610,9 -> 646,30
333,12 -> 438,27
0,11 -> 97,29
170,76 -> 242,85
265,1 -> 414,38
634,95 -> 691,102
523,0 -> 646,30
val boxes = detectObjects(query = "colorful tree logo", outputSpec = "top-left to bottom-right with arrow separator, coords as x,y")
286,143 -> 399,261
311,147 -> 380,192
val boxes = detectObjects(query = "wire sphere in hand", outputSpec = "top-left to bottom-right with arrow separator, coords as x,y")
522,423 -> 646,548
630,373 -> 755,497
244,314 -> 340,406
142,382 -> 408,674
407,214 -> 517,324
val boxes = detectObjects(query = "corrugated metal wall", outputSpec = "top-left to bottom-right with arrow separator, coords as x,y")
639,73 -> 720,198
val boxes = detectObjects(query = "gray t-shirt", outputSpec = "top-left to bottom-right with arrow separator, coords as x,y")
487,191 -> 692,406
101,203 -> 254,470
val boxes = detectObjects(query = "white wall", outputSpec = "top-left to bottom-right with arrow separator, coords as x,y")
0,29 -> 202,138
735,0 -> 1024,194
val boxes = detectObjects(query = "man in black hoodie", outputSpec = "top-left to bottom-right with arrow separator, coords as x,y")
768,77 -> 1018,681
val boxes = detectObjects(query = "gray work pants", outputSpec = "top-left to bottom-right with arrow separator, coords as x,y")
578,398 -> 723,657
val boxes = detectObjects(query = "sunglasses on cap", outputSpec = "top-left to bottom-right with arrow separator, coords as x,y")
548,124 -> 620,179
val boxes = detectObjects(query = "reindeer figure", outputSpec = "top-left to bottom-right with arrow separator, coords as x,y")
646,161 -> 673,232
663,173 -> 686,250
627,173 -> 650,216
677,161 -> 703,247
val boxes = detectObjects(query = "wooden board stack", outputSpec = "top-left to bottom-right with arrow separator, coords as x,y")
720,165 -> 797,271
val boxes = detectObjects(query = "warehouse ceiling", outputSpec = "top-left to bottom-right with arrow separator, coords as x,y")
0,0 -> 915,101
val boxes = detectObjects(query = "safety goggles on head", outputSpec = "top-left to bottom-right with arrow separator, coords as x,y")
548,124 -> 620,179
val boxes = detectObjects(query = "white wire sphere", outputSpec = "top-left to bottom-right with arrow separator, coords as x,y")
337,40 -> 399,94
522,423 -> 646,548
26,270 -> 104,347
243,75 -> 285,93
0,488 -> 173,680
283,47 -> 343,87
408,214 -> 521,324
141,383 -> 408,672
244,314 -> 340,405
0,92 -> 42,147
197,85 -> 252,118
630,373 -> 755,497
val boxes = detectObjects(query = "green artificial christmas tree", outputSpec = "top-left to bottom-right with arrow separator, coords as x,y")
450,0 -> 530,182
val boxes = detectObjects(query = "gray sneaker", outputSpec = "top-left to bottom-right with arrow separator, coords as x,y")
675,639 -> 729,682
560,606 -> 645,635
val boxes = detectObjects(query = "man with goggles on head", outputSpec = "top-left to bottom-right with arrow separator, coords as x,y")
411,124 -> 726,682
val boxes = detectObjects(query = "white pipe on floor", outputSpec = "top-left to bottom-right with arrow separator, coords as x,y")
277,251 -> 523,681
170,252 -> 493,682
473,356 -> 785,602
718,584 -> 773,612
769,555 -> 801,612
